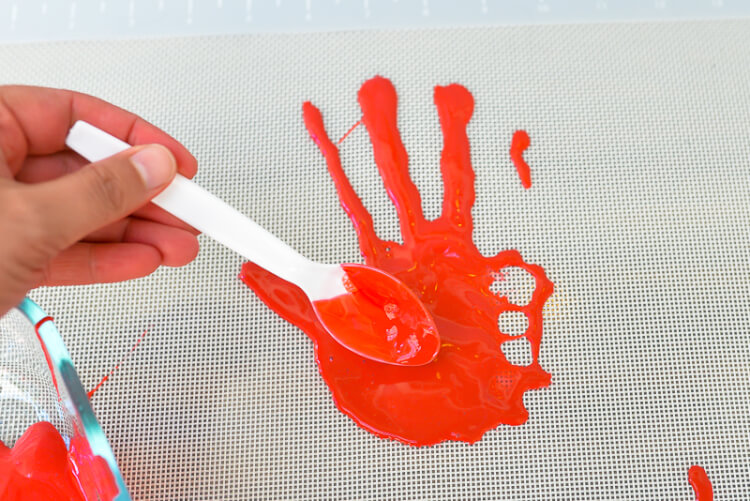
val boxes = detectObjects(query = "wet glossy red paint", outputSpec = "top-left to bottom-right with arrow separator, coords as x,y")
241,76 -> 553,445
689,465 -> 713,501
510,129 -> 531,189
313,264 -> 440,366
0,421 -> 116,501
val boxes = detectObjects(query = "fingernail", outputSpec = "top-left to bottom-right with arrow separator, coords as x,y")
130,145 -> 176,190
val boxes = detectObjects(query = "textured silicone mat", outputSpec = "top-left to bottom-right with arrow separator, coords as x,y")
1,19 -> 749,499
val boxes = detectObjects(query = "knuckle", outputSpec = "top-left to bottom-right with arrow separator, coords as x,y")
86,164 -> 127,214
3,189 -> 40,239
0,187 -> 55,279
0,106 -> 26,170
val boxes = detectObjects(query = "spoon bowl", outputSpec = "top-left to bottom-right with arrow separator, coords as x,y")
311,263 -> 440,366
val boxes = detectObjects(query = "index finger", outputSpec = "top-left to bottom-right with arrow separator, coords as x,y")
0,85 -> 197,179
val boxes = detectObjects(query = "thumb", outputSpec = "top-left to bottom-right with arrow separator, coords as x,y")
29,144 -> 176,251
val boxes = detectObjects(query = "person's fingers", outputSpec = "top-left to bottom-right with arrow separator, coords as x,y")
0,157 -> 10,179
116,219 -> 199,267
16,151 -> 88,183
0,85 -> 197,178
23,144 -> 177,257
84,217 -> 199,267
17,153 -> 199,235
40,242 -> 162,286
130,204 -> 200,235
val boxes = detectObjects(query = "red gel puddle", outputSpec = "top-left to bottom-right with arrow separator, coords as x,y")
0,421 -> 117,501
510,129 -> 531,189
312,264 -> 439,366
689,465 -> 713,501
241,75 -> 553,445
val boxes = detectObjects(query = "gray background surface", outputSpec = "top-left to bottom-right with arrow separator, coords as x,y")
2,0 -> 749,43
1,19 -> 749,500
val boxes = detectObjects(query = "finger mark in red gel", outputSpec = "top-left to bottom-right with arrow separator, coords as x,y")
358,76 -> 426,244
302,102 -> 379,258
435,84 -> 475,232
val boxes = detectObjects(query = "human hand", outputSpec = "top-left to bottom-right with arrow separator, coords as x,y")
0,85 -> 199,316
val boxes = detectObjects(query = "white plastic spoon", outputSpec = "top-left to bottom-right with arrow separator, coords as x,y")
65,121 -> 440,367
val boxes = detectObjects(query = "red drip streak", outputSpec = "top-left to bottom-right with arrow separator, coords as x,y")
88,328 -> 148,399
241,76 -> 553,445
510,129 -> 532,189
688,465 -> 713,501
33,316 -> 61,399
337,119 -> 362,145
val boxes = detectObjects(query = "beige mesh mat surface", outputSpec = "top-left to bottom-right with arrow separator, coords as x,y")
1,19 -> 749,500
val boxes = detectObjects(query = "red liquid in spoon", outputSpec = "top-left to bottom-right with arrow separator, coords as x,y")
241,76 -> 553,445
688,465 -> 713,501
313,264 -> 439,366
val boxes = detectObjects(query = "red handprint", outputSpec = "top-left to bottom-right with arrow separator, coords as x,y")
241,76 -> 553,446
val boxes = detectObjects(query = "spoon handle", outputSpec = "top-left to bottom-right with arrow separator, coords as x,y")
65,121 -> 312,284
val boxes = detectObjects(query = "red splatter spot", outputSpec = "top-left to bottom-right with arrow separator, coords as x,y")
689,465 -> 713,501
510,129 -> 531,189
